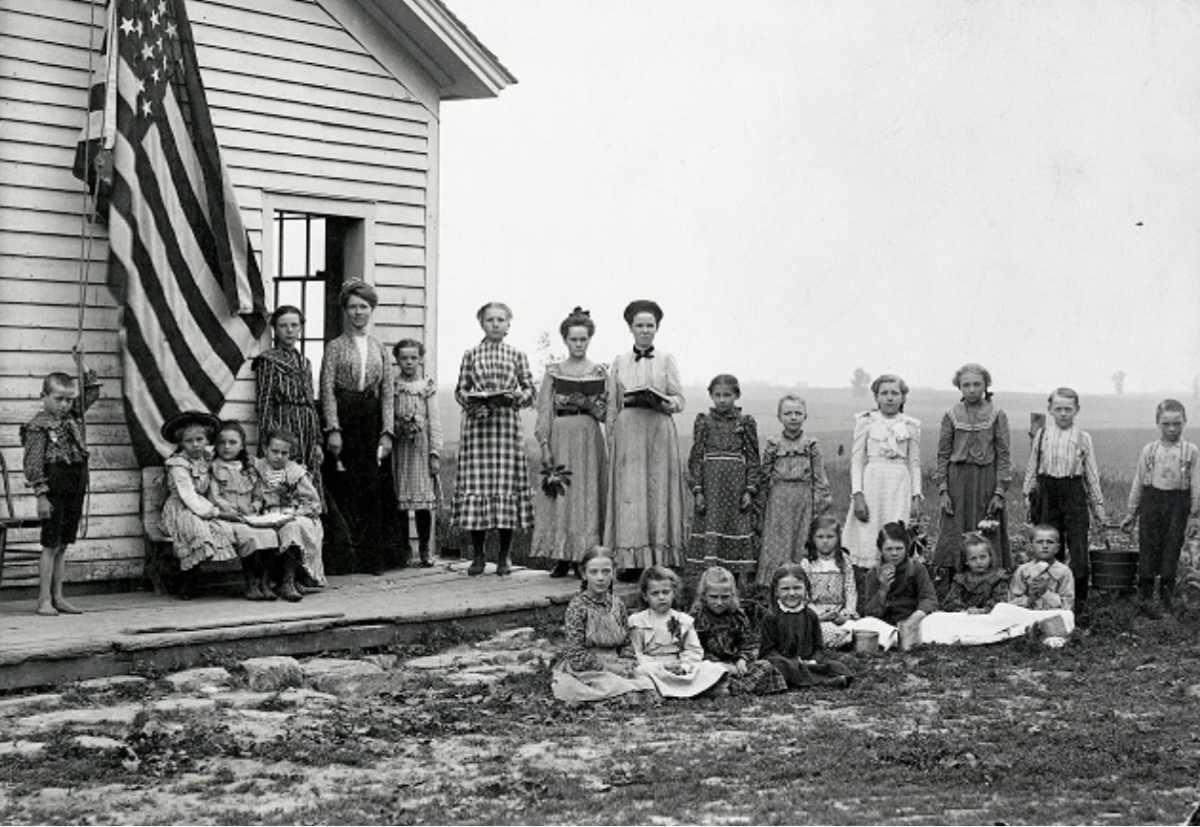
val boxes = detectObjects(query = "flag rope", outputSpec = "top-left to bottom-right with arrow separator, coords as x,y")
72,0 -> 108,540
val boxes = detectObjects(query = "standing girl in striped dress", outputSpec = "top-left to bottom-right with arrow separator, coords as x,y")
453,302 -> 536,576
253,306 -> 324,504
391,339 -> 443,568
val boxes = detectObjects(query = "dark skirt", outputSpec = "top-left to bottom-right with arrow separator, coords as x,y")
260,401 -> 324,508
322,388 -> 404,574
933,462 -> 1011,570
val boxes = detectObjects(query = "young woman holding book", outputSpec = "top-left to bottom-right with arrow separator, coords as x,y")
532,308 -> 609,578
604,300 -> 687,580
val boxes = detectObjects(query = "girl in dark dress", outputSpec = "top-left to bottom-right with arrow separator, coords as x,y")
759,564 -> 854,689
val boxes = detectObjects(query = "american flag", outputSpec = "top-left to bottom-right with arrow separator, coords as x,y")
74,0 -> 267,465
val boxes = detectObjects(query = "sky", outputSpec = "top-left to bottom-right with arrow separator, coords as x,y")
436,1 -> 1200,395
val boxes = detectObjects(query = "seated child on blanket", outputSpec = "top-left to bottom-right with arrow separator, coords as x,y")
691,566 -> 786,695
758,564 -> 854,689
864,521 -> 938,650
942,532 -> 1009,613
629,567 -> 728,698
552,547 -> 654,702
1008,525 -> 1074,611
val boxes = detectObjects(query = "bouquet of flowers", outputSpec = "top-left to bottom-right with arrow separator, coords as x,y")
977,518 -> 1001,534
540,462 -> 573,498
396,412 -> 424,439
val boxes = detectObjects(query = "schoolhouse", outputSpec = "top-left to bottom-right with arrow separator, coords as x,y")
0,0 -> 514,591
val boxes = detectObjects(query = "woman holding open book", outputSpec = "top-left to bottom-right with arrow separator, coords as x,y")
452,301 -> 537,576
605,300 -> 687,580
533,308 -> 609,578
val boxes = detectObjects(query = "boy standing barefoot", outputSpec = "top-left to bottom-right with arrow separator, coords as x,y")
20,348 -> 101,616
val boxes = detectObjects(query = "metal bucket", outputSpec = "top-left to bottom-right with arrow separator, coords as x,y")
1091,548 -> 1138,593
853,630 -> 879,654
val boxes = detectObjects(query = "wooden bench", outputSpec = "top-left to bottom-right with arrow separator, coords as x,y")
141,467 -> 240,596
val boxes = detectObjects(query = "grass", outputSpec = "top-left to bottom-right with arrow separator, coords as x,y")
3,594 -> 1200,825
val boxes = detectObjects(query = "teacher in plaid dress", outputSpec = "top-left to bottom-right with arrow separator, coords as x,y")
453,302 -> 536,576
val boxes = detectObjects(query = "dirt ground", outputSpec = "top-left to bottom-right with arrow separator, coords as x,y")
2,595 -> 1199,826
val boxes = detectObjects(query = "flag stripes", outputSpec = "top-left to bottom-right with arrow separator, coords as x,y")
74,0 -> 267,465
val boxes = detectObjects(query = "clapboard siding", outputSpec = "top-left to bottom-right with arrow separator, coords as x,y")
0,0 -> 439,588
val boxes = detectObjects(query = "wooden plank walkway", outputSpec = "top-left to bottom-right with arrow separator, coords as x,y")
0,561 -> 594,692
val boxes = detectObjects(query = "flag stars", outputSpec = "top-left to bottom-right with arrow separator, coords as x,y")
119,16 -> 135,36
165,22 -> 177,38
141,98 -> 153,116
150,10 -> 160,27
140,41 -> 155,62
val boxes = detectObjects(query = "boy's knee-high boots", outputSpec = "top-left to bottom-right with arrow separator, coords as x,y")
279,547 -> 303,602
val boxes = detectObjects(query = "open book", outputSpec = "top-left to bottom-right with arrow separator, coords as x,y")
464,389 -> 515,407
623,386 -> 674,409
552,375 -> 606,397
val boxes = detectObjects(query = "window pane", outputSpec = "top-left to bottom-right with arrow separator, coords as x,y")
305,341 -> 324,384
273,215 -> 284,277
309,218 -> 326,274
276,279 -> 302,309
307,281 -> 326,332
281,215 -> 307,277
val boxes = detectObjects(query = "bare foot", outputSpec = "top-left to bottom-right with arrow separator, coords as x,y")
52,599 -> 83,615
37,601 -> 59,617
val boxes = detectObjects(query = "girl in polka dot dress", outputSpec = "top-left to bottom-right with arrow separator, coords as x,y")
687,375 -> 761,584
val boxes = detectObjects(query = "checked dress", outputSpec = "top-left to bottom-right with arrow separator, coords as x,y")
452,339 -> 536,531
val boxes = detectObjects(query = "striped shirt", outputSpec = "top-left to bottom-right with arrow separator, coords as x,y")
1022,425 -> 1104,508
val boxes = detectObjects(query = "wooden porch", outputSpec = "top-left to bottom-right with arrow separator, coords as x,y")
0,562 -> 595,692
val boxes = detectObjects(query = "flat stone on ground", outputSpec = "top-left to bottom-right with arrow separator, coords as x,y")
74,735 -> 126,751
241,656 -> 304,692
164,667 -> 232,693
152,697 -> 218,713
0,693 -> 62,717
75,675 -> 150,691
302,658 -> 390,696
13,704 -> 141,730
0,740 -> 46,757
210,690 -> 274,709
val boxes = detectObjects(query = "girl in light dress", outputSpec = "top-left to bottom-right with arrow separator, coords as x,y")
453,301 -> 537,577
552,547 -> 655,703
158,412 -> 240,599
799,516 -> 858,649
254,427 -> 327,601
391,339 -> 443,568
757,394 -> 832,587
691,566 -> 787,695
533,308 -> 608,579
843,375 -> 922,611
210,421 -> 281,601
628,567 -> 728,698
605,300 -> 687,580
687,375 -> 760,582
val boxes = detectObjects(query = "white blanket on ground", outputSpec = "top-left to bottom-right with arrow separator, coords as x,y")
920,603 -> 1075,646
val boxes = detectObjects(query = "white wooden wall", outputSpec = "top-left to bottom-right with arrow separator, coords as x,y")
0,0 -> 438,587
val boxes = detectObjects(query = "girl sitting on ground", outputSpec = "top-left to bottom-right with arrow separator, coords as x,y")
759,564 -> 855,689
628,567 -> 728,698
863,521 -> 938,650
691,566 -> 786,695
209,420 -> 281,601
254,428 -> 327,602
799,516 -> 858,649
552,547 -> 654,702
942,532 -> 1009,613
